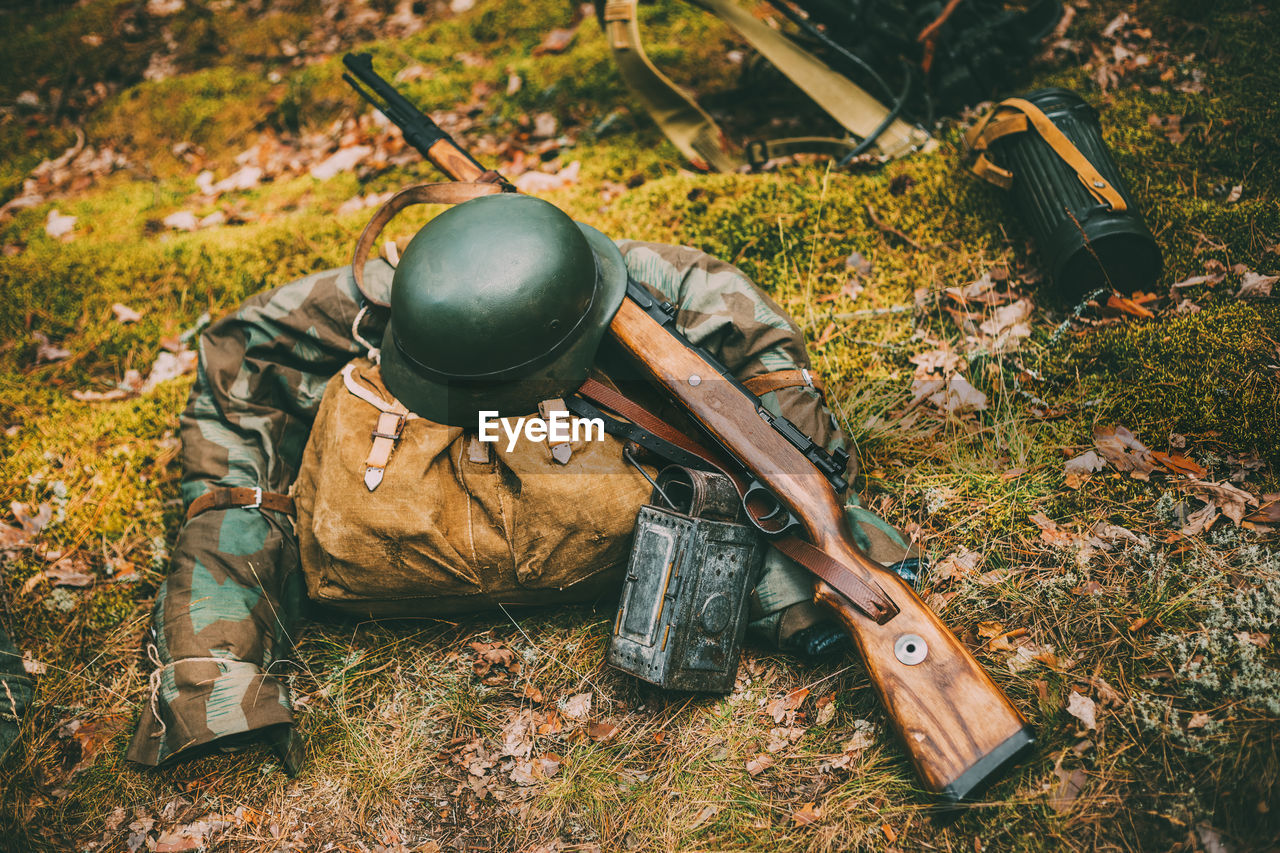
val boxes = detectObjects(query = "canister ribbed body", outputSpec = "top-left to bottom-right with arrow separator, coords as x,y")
989,88 -> 1161,298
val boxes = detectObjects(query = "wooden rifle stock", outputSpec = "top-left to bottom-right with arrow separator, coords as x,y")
349,62 -> 1033,800
607,298 -> 1034,801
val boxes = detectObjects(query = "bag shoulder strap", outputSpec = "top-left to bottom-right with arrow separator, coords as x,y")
965,97 -> 1127,212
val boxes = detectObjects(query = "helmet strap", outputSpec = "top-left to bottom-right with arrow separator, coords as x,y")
351,181 -> 507,306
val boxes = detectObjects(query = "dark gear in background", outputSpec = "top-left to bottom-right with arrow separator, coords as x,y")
596,0 -> 1061,171
125,197 -> 919,772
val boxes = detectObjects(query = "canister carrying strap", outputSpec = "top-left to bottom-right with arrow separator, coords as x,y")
601,0 -> 928,171
351,181 -> 507,306
965,97 -> 1127,212
575,377 -> 897,624
185,487 -> 296,521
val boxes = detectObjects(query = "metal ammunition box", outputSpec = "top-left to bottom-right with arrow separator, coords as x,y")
608,468 -> 763,693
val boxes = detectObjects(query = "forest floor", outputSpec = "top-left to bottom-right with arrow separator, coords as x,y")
0,0 -> 1278,851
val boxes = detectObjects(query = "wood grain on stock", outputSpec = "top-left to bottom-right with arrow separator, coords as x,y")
608,297 -> 1033,799
427,139 -> 486,182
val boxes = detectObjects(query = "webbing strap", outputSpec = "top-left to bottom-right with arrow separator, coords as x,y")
692,0 -> 928,161
602,0 -> 929,171
965,97 -> 1127,212
575,377 -> 897,623
602,0 -> 738,171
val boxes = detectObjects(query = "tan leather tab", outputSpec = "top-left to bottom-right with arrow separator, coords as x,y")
538,398 -> 573,465
364,410 -> 406,491
604,0 -> 635,49
186,487 -> 296,521
467,434 -> 492,464
742,368 -> 826,399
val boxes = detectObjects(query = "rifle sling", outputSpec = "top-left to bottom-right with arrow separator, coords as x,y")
575,377 -> 897,623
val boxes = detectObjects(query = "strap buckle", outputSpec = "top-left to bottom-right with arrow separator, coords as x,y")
745,139 -> 769,171
247,486 -> 263,510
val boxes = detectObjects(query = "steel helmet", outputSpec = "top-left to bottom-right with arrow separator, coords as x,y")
379,193 -> 627,426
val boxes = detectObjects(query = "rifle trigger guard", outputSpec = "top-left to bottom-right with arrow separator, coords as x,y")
742,480 -> 799,536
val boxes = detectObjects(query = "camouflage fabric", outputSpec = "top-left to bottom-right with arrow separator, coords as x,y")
127,239 -> 917,769
1,622 -> 34,758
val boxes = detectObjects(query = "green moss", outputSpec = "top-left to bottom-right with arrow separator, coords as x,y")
1059,301 -> 1280,459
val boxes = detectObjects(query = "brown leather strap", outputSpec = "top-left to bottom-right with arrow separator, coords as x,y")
575,378 -> 896,623
351,181 -> 506,306
965,97 -> 1128,212
185,487 -> 296,521
742,368 -> 826,399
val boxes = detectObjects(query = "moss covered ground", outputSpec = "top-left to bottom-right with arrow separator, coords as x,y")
0,0 -> 1277,850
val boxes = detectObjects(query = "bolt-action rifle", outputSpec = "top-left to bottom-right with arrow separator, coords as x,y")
342,52 -> 1034,803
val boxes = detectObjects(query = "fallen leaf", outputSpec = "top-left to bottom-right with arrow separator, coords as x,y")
932,548 -> 980,581
533,26 -> 578,55
45,208 -> 77,238
791,801 -> 822,826
688,804 -> 720,830
33,331 -> 71,363
1066,690 -> 1097,730
767,688 -> 809,724
745,753 -> 774,776
1105,291 -> 1155,318
1184,480 -> 1259,525
513,160 -> 580,193
587,720 -> 620,742
162,211 -> 199,231
1244,496 -> 1280,524
913,375 -> 987,414
1236,271 -> 1277,298
1030,512 -> 1077,548
1180,501 -> 1219,536
11,501 -> 52,534
1048,768 -> 1088,813
500,710 -> 533,759
1094,425 -> 1157,480
908,346 -> 964,378
142,349 -> 198,392
559,692 -> 591,721
111,303 -> 142,324
1064,450 -> 1105,489
978,298 -> 1033,350
1187,711 -> 1211,730
309,145 -> 373,181
1151,451 -> 1208,479
522,683 -> 544,704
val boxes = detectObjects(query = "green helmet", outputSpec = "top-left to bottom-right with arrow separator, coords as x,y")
379,193 -> 627,426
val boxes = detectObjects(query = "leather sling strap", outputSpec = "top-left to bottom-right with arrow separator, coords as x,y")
965,97 -> 1128,212
741,368 -> 825,399
601,0 -> 929,171
186,487 -> 296,521
575,378 -> 897,623
351,181 -> 507,306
